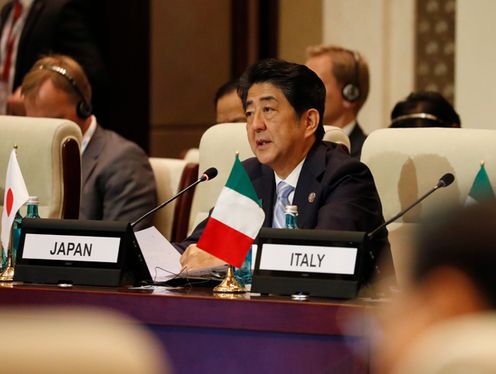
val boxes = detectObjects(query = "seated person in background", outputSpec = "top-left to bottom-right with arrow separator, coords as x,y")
374,203 -> 496,373
390,91 -> 461,128
181,79 -> 246,163
214,79 -> 246,123
1,0 -> 107,121
177,58 -> 394,285
305,45 -> 370,159
21,54 -> 157,228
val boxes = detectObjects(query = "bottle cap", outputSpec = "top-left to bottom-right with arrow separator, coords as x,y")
26,196 -> 39,205
285,205 -> 298,214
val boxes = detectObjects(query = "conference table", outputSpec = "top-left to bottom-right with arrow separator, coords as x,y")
0,282 -> 378,373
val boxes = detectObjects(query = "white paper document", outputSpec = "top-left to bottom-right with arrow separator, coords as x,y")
134,226 -> 226,283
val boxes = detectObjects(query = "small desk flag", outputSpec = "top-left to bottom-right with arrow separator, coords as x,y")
1,149 -> 29,257
465,161 -> 495,206
198,155 -> 264,268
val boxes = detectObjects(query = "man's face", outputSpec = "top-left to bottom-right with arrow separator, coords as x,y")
24,79 -> 82,127
306,53 -> 347,126
216,90 -> 246,123
245,82 -> 312,178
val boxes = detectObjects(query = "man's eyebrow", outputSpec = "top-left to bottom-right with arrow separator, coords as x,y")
246,95 -> 278,107
260,95 -> 277,103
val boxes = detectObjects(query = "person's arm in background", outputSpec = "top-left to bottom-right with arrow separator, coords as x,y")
99,142 -> 157,230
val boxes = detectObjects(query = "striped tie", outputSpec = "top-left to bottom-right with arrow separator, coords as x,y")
272,181 -> 294,228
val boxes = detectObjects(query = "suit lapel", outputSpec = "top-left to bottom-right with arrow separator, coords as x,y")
82,125 -> 105,186
349,122 -> 364,145
251,165 -> 275,227
0,2 -> 13,35
292,142 -> 326,228
17,0 -> 43,56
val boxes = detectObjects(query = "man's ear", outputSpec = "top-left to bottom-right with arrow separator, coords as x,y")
302,108 -> 319,138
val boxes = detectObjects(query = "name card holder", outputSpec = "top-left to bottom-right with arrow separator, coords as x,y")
14,218 -> 152,287
251,228 -> 366,299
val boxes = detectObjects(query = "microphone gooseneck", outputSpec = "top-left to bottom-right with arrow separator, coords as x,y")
130,167 -> 218,228
367,172 -> 456,239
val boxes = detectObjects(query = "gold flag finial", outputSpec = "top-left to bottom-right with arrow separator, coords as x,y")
481,160 -> 485,166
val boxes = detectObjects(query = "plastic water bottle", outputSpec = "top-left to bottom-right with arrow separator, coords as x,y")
285,205 -> 298,229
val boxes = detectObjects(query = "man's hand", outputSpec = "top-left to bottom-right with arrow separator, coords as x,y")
180,244 -> 226,271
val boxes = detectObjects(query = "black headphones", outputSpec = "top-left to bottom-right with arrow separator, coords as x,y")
341,50 -> 361,102
39,64 -> 92,119
390,112 -> 452,127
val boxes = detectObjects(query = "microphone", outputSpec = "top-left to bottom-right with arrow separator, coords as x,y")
367,172 -> 455,239
130,167 -> 218,228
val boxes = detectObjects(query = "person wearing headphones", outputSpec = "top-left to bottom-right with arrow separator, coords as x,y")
390,91 -> 461,128
305,45 -> 370,159
21,54 -> 157,228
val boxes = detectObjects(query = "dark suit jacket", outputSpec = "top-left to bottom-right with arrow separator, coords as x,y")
0,0 -> 107,119
349,122 -> 367,159
177,141 -> 394,283
81,125 -> 157,229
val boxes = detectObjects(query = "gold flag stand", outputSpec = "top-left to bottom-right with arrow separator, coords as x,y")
0,225 -> 15,282
213,265 -> 246,293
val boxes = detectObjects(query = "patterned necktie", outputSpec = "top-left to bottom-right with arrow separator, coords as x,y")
272,181 -> 294,228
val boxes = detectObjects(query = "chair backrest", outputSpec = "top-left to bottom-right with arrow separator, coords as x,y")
187,123 -> 350,233
188,123 -> 253,232
149,157 -> 198,241
183,147 -> 199,164
360,128 -> 496,284
0,116 -> 81,223
323,125 -> 351,153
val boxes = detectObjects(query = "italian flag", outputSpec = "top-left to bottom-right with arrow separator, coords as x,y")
198,155 -> 265,268
465,161 -> 495,206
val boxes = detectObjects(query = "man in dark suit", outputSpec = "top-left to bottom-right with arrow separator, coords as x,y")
21,54 -> 156,228
0,0 -> 106,120
306,45 -> 369,159
178,59 -> 394,285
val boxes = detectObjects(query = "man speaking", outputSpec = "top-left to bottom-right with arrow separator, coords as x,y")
177,59 -> 394,284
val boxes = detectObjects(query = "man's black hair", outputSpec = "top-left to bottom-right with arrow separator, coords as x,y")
414,203 -> 496,307
214,79 -> 239,106
238,58 -> 326,141
391,91 -> 461,128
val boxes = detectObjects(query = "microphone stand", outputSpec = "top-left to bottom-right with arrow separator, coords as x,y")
367,183 -> 443,239
130,176 -> 205,229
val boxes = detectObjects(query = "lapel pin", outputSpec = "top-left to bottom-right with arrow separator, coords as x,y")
308,192 -> 316,203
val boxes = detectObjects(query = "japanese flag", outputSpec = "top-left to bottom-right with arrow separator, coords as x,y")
1,149 -> 29,257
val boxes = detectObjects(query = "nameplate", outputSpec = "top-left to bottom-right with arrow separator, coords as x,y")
22,233 -> 121,263
259,243 -> 357,275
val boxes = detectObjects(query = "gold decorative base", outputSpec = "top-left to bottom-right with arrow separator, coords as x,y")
214,292 -> 250,300
213,265 -> 246,293
0,266 -> 14,282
